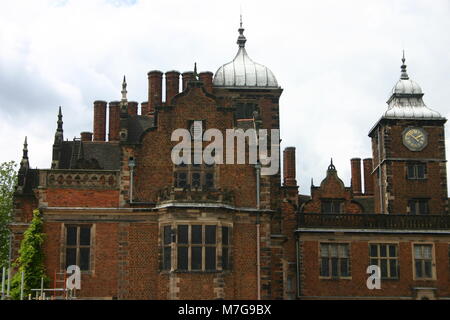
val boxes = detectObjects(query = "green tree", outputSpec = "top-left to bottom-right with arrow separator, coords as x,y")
10,209 -> 49,299
0,161 -> 17,269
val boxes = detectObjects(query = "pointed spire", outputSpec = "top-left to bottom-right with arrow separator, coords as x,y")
57,106 -> 63,132
193,62 -> 198,80
400,50 -> 409,80
328,158 -> 336,171
121,75 -> 128,101
311,177 -> 314,187
20,136 -> 29,169
237,14 -> 247,48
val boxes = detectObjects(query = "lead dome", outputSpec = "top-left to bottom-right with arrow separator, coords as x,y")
213,22 -> 279,88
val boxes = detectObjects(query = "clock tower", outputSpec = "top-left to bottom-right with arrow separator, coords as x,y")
369,54 -> 448,215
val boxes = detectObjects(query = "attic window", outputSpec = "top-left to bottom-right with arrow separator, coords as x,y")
321,200 -> 343,214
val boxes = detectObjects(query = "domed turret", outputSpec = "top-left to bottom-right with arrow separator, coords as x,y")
383,52 -> 442,119
213,20 -> 279,88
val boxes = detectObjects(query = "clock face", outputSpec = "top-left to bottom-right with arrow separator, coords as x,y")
403,127 -> 428,151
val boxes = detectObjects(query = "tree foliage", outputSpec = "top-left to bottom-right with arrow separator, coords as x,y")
0,161 -> 17,269
10,209 -> 49,299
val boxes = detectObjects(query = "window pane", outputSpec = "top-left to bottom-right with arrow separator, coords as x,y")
414,245 -> 422,259
205,226 -> 216,244
330,245 -> 338,257
390,260 -> 398,278
370,245 -> 377,257
320,258 -> 329,277
419,201 -> 428,215
320,244 -> 329,257
410,201 -> 417,215
66,248 -> 76,268
340,259 -> 349,277
389,245 -> 397,257
322,201 -> 332,213
176,172 -> 187,188
192,225 -> 202,244
331,258 -> 338,277
380,259 -> 388,278
415,261 -> 422,278
407,164 -> 415,178
177,247 -> 188,270
417,164 -> 425,178
192,173 -> 201,188
380,245 -> 387,257
66,226 -> 77,246
79,227 -> 91,246
424,261 -> 432,278
339,245 -> 349,258
163,246 -> 171,270
370,259 -> 378,267
332,201 -> 341,213
164,226 -> 172,245
79,248 -> 90,271
222,227 -> 229,245
205,247 -> 216,270
191,247 -> 202,270
222,247 -> 229,270
178,225 -> 188,244
423,245 -> 432,259
205,173 -> 214,188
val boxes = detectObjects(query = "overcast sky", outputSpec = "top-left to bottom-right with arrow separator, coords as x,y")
0,0 -> 449,195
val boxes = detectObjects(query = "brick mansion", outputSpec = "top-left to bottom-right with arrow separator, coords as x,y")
10,22 -> 450,300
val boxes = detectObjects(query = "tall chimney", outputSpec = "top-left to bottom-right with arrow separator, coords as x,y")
109,101 -> 120,141
350,158 -> 362,195
93,100 -> 107,142
363,158 -> 374,195
199,71 -> 213,93
128,101 -> 138,116
141,101 -> 149,116
148,70 -> 163,114
165,70 -> 180,104
80,132 -> 93,142
182,71 -> 195,91
283,147 -> 297,187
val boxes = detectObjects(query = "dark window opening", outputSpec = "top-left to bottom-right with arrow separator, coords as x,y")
407,163 -> 426,179
409,199 -> 429,215
65,225 -> 91,271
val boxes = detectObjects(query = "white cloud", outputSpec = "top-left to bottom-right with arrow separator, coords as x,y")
0,0 -> 449,195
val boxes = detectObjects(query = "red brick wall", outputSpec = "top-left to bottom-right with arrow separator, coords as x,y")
299,237 -> 450,298
46,189 -> 119,207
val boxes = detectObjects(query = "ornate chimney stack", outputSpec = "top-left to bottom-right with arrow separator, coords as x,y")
147,70 -> 163,115
350,158 -> 362,195
93,100 -> 107,141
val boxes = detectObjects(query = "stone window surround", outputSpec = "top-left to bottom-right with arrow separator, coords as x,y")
412,242 -> 436,281
159,220 -> 232,273
318,241 -> 352,280
60,223 -> 95,275
368,242 -> 400,280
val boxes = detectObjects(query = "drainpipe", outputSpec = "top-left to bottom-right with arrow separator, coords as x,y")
128,157 -> 136,204
255,161 -> 261,300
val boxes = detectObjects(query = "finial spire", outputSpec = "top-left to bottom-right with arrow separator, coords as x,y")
20,136 -> 29,169
400,50 -> 409,80
328,158 -> 336,171
57,106 -> 63,132
237,14 -> 247,48
193,62 -> 198,80
121,75 -> 128,101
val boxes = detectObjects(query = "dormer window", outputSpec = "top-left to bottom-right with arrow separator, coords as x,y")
321,200 -> 343,214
